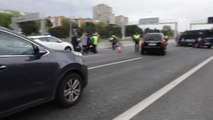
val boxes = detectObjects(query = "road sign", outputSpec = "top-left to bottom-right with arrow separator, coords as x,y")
13,13 -> 40,23
139,18 -> 159,25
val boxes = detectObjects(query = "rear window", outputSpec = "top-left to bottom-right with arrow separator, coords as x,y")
144,34 -> 163,41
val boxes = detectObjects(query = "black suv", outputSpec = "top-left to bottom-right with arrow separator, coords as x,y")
141,33 -> 167,55
0,27 -> 88,118
177,30 -> 213,48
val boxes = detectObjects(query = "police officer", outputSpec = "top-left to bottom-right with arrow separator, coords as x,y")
133,32 -> 141,52
165,35 -> 169,41
92,32 -> 99,53
110,35 -> 118,50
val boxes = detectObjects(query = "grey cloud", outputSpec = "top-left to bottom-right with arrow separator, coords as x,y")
0,0 -> 213,30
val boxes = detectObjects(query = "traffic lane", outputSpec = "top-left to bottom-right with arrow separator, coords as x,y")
5,46 -> 213,120
132,59 -> 213,120
84,42 -> 184,67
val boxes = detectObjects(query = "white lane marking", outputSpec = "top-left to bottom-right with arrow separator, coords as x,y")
88,57 -> 142,70
113,56 -> 213,120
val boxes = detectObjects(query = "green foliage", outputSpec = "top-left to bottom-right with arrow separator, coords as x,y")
77,22 -> 121,38
19,21 -> 39,35
126,25 -> 143,37
161,25 -> 174,38
0,13 -> 13,28
46,19 -> 53,28
48,26 -> 69,38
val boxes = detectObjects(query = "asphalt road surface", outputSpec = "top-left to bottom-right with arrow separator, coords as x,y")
4,41 -> 213,120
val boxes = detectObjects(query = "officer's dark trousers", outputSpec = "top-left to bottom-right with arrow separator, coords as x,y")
92,45 -> 97,53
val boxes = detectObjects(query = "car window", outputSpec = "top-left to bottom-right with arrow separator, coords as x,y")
205,30 -> 213,37
0,31 -> 35,55
37,37 -> 49,42
46,37 -> 61,43
182,31 -> 205,39
144,34 -> 162,41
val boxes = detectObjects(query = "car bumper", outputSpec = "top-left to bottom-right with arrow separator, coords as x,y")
142,46 -> 166,51
178,41 -> 195,46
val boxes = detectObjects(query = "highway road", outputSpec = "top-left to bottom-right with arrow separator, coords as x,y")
4,41 -> 213,120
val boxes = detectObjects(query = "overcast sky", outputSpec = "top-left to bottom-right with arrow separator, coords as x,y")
1,0 -> 213,31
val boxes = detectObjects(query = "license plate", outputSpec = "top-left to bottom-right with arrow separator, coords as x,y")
149,43 -> 156,46
186,39 -> 195,42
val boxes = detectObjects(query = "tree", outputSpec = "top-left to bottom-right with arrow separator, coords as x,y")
161,25 -> 174,38
0,13 -> 13,28
126,25 -> 143,36
19,21 -> 39,35
46,19 -> 53,28
48,26 -> 69,38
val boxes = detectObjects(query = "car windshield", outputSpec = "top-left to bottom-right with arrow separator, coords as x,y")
143,34 -> 162,41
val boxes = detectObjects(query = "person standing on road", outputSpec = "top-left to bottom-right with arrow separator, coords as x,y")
165,35 -> 169,41
71,34 -> 80,51
133,32 -> 141,52
81,32 -> 88,54
110,35 -> 119,50
92,32 -> 99,53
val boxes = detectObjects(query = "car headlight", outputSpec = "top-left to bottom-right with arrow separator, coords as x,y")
72,51 -> 82,56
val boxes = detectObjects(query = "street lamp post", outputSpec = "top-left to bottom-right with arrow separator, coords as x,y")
69,0 -> 73,40
121,17 -> 126,40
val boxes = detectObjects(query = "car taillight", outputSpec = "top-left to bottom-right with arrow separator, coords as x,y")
160,40 -> 166,46
141,39 -> 145,46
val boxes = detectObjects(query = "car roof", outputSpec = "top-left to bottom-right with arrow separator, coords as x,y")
145,33 -> 164,36
28,35 -> 52,39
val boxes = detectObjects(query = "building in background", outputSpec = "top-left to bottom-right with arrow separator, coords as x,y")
73,18 -> 96,28
0,9 -> 21,15
47,16 -> 65,27
115,15 -> 128,26
93,3 -> 115,24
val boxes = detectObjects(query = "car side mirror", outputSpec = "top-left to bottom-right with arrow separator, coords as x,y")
34,45 -> 47,56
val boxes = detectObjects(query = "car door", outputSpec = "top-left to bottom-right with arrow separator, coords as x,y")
0,30 -> 53,112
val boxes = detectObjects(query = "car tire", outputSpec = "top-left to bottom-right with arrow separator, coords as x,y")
141,50 -> 145,55
161,50 -> 166,56
65,47 -> 72,51
195,43 -> 200,48
207,45 -> 212,49
56,73 -> 83,107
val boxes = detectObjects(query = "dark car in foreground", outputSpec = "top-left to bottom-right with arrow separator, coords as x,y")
177,29 -> 213,48
0,27 -> 88,118
141,33 -> 167,55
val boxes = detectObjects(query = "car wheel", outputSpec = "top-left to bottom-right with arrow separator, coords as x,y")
141,50 -> 145,55
207,45 -> 212,49
161,50 -> 166,56
56,73 -> 83,107
195,43 -> 200,48
65,47 -> 72,51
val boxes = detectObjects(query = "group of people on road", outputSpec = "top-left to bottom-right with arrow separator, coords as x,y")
71,32 -> 100,54
71,31 -> 169,54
